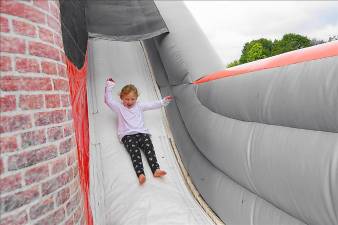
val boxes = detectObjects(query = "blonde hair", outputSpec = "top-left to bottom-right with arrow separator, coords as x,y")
119,84 -> 139,99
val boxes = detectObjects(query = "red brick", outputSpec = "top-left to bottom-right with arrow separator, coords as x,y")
1,76 -> 52,92
29,196 -> 54,220
60,94 -> 70,107
35,207 -> 65,225
60,52 -> 67,64
0,114 -> 32,134
39,26 -> 54,44
8,145 -> 57,170
57,64 -> 67,77
0,174 -> 22,193
47,15 -> 60,32
59,137 -> 73,154
0,136 -> 18,153
74,206 -> 82,224
21,77 -> 52,91
21,77 -> 51,90
0,158 -> 4,174
56,187 -> 70,206
65,217 -> 74,225
80,214 -> 85,224
54,33 -> 63,49
29,41 -> 60,61
21,129 -> 46,149
41,169 -> 72,196
24,164 -> 49,185
15,58 -> 40,73
53,79 -> 69,91
67,152 -> 76,166
67,109 -> 73,121
0,76 -> 20,91
45,94 -> 60,108
0,16 -> 10,32
49,0 -> 59,9
66,191 -> 81,216
0,36 -> 25,54
41,61 -> 57,75
0,210 -> 28,225
0,95 -> 16,112
19,94 -> 44,110
34,109 -> 66,126
63,124 -> 73,137
69,179 -> 79,196
47,126 -> 63,141
51,157 -> 67,174
0,1 -> 45,24
0,186 -> 39,213
33,0 -> 49,11
12,19 -> 36,37
0,56 -> 12,71
49,2 -> 59,20
73,164 -> 78,178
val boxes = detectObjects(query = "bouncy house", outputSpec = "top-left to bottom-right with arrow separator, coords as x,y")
1,1 -> 337,225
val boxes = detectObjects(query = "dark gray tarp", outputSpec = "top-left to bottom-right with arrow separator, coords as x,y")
86,0 -> 168,41
60,0 -> 88,69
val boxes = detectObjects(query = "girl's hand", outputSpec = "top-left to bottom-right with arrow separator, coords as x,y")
164,96 -> 173,101
162,96 -> 173,106
106,78 -> 116,87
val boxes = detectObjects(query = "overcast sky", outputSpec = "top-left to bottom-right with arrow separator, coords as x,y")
184,1 -> 338,65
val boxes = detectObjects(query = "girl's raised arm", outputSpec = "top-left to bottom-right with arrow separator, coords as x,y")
104,78 -> 119,112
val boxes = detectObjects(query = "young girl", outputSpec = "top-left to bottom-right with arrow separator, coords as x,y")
104,78 -> 173,185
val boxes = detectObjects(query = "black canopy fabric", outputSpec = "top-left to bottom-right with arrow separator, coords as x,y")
60,0 -> 88,69
60,0 -> 168,69
86,0 -> 168,41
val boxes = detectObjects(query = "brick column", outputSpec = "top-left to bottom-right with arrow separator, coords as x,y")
0,1 -> 84,224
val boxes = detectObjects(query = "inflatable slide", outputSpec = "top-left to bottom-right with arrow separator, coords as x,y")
60,1 -> 338,225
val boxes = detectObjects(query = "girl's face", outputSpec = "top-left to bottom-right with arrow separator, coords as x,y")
121,91 -> 137,108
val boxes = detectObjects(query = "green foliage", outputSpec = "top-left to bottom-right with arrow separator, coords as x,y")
239,38 -> 272,64
229,33 -> 314,66
227,60 -> 240,68
271,33 -> 311,56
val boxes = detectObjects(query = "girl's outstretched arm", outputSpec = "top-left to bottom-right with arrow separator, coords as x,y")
139,96 -> 173,111
104,78 -> 119,112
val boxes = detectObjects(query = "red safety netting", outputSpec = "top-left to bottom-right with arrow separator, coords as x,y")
66,54 -> 93,225
193,41 -> 338,84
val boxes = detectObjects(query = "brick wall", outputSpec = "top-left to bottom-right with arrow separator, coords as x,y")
0,1 -> 84,224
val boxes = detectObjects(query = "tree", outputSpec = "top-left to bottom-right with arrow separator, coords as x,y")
310,38 -> 325,46
227,60 -> 240,68
328,35 -> 338,42
239,38 -> 273,64
271,33 -> 311,56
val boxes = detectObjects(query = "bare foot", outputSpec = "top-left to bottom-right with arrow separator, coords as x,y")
153,169 -> 167,177
138,174 -> 146,185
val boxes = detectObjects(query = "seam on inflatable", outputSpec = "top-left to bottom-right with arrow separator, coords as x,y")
246,125 -> 259,195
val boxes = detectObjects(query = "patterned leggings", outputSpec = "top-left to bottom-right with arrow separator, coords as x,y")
121,133 -> 160,177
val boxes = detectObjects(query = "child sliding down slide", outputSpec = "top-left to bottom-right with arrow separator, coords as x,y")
104,78 -> 173,185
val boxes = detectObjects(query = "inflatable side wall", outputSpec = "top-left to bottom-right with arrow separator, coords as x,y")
144,2 -> 338,225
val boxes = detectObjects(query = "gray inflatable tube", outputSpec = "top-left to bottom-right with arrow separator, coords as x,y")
140,1 -> 338,225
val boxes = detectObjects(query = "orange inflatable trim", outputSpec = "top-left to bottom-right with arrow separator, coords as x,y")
66,55 -> 93,225
193,41 -> 338,84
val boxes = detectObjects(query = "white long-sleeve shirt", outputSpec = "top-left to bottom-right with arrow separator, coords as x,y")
104,83 -> 169,141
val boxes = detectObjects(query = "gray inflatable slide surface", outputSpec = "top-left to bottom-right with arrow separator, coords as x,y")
88,1 -> 338,225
